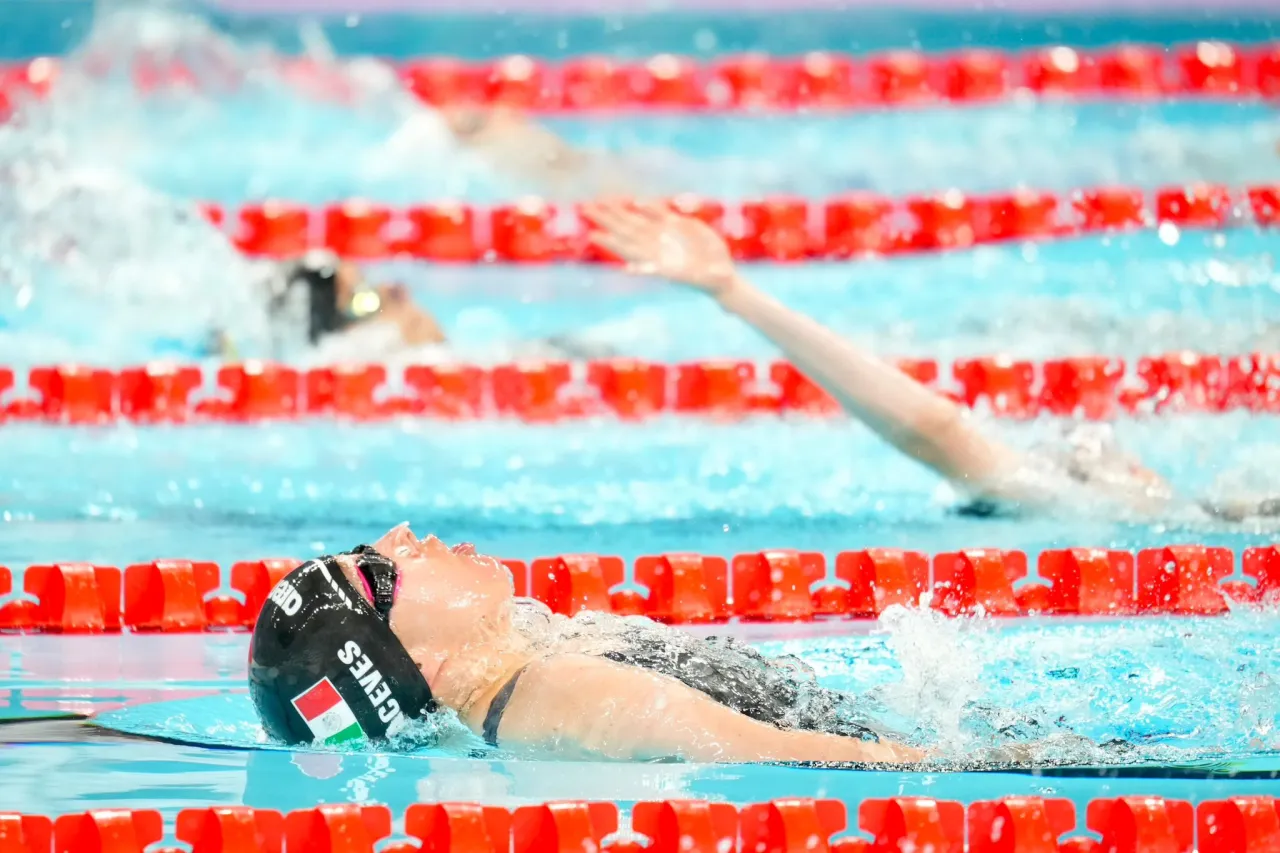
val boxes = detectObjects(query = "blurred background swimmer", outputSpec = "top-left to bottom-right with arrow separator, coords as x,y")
241,250 -> 620,364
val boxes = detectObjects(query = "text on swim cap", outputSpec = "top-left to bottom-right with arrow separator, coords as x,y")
338,640 -> 407,733
268,579 -> 303,617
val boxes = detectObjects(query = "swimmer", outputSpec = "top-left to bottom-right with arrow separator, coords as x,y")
249,527 -> 933,763
247,251 -> 447,361
230,249 -> 619,363
582,199 -> 1279,521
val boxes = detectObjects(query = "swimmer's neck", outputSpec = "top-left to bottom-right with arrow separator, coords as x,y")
429,620 -> 538,728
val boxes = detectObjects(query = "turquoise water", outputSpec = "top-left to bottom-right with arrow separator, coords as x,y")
2,2 -> 1280,819
4,413 -> 1280,567
2,3 -> 1278,60
108,104 -> 1280,202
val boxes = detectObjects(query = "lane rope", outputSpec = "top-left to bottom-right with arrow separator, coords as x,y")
1,41 -> 1274,115
1,545 -> 1275,632
1,353 -> 1276,424
202,183 -> 1279,262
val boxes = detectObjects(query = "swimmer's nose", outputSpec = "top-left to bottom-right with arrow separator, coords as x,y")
451,543 -> 477,556
376,523 -> 418,557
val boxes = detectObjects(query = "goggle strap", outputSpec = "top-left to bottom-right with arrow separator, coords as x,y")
346,544 -> 398,623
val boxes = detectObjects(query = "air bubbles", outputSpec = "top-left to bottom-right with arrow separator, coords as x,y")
1157,222 -> 1181,245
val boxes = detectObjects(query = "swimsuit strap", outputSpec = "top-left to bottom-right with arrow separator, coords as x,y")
483,665 -> 529,746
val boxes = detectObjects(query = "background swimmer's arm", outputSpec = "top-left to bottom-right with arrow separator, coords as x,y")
444,107 -> 640,196
491,655 -> 925,764
585,201 -> 1037,504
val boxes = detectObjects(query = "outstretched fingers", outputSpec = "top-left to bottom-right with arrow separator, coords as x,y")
629,199 -> 673,223
584,201 -> 649,244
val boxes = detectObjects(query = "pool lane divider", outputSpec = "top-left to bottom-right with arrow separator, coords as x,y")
203,183 -> 1277,262
4,795 -> 1279,853
3,352 -> 1279,425
1,545 -> 1276,634
2,40 -> 1276,116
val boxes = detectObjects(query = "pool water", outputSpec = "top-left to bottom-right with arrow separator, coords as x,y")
2,1 -> 1280,822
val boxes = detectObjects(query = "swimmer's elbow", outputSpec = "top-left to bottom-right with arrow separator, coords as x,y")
909,404 -> 1011,487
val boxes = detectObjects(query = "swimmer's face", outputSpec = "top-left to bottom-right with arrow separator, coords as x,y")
334,262 -> 363,307
337,525 -> 514,682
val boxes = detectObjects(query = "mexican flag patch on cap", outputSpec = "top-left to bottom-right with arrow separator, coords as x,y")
292,678 -> 364,745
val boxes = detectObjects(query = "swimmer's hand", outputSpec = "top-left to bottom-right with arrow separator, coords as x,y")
584,200 -> 739,297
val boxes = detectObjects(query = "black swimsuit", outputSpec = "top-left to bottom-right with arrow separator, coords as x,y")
480,628 -> 885,747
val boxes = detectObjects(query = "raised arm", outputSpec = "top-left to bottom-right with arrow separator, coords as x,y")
487,655 -> 925,764
583,200 -> 1037,503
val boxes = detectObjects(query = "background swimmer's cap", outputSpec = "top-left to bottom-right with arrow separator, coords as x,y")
268,250 -> 350,345
248,552 -> 436,746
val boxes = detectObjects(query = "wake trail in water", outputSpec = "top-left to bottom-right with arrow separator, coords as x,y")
0,4 -> 466,365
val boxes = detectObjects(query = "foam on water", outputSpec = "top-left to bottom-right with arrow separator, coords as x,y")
0,4 -> 473,365
0,9 -> 273,363
765,606 -> 1280,760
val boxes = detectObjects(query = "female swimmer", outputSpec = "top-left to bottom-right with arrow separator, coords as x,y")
239,250 -> 618,363
583,200 -> 1279,522
250,526 -> 932,763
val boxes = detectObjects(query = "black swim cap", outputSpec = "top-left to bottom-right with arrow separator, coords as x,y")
248,546 -> 436,746
269,251 -> 351,344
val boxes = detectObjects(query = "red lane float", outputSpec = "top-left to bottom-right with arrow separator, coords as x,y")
1041,357 -> 1126,420
324,201 -> 394,258
174,808 -> 284,853
403,364 -> 486,418
21,564 -> 122,633
1037,549 -> 1136,615
1198,797 -> 1280,853
1074,186 -> 1148,231
834,549 -> 929,617
4,42 -> 1274,116
739,800 -> 849,853
284,805 -> 391,853
529,554 -> 627,616
7,797 -> 1280,853
633,553 -> 730,623
587,360 -> 667,418
236,203 -> 310,256
1086,797 -> 1195,853
158,180 -> 1280,264
0,814 -> 52,853
403,804 -> 510,853
118,365 -> 202,423
731,550 -> 827,621
968,797 -> 1075,853
53,810 -> 164,853
954,357 -> 1038,417
631,801 -> 739,853
859,798 -> 965,853
6,350 -> 1279,425
932,549 -> 1028,616
513,802 -> 617,853
1136,545 -> 1236,614
3,544 -> 1275,634
123,560 -> 221,632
